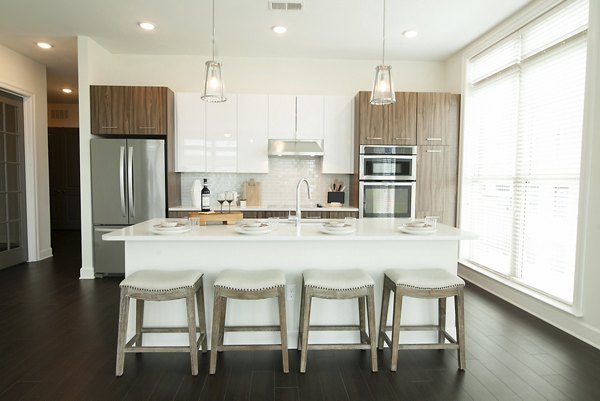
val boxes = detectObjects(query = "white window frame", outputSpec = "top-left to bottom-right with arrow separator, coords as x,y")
457,0 -> 593,316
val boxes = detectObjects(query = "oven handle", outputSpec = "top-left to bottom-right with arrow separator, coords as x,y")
360,181 -> 415,187
360,155 -> 415,160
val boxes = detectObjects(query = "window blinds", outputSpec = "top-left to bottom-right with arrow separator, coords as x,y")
460,0 -> 588,303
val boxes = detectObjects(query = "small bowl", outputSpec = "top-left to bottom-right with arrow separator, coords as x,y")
327,221 -> 345,228
160,221 -> 178,228
407,220 -> 427,228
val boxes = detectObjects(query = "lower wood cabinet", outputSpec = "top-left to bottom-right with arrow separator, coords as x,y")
416,146 -> 458,226
168,210 -> 359,219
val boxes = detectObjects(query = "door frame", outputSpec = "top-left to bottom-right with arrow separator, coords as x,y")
0,81 -> 51,262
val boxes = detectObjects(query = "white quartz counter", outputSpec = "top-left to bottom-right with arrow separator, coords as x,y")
169,205 -> 359,213
103,218 -> 476,242
105,218 -> 476,349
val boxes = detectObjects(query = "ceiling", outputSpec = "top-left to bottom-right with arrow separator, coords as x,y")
0,0 -> 533,104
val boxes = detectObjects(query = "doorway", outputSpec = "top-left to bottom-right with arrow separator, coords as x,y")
48,127 -> 81,230
0,90 -> 28,269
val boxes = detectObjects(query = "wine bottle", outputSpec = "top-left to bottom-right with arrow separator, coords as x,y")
201,179 -> 211,212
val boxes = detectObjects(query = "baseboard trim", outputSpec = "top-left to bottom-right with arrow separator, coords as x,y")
79,267 -> 95,280
39,247 -> 53,260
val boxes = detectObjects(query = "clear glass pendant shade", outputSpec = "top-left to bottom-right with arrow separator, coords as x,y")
201,61 -> 226,103
370,65 -> 395,105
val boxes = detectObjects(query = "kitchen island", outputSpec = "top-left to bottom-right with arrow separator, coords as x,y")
104,218 -> 476,347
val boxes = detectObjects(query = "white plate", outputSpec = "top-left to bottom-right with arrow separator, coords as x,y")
235,226 -> 273,235
239,223 -> 271,231
398,226 -> 436,235
153,223 -> 189,232
319,227 -> 355,235
322,222 -> 353,231
151,227 -> 191,235
401,223 -> 435,231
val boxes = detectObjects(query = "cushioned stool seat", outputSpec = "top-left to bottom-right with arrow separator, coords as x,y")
298,269 -> 378,373
378,268 -> 466,371
115,270 -> 207,376
210,269 -> 288,374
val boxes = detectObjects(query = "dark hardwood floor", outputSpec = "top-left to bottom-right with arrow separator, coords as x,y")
1,230 -> 599,400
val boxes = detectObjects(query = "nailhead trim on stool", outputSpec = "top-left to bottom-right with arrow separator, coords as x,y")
210,269 -> 289,375
298,269 -> 378,373
378,268 -> 466,372
115,270 -> 208,376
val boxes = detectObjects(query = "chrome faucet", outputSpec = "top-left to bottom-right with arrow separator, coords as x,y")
295,178 -> 312,225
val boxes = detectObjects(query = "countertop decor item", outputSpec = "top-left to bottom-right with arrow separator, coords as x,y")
370,0 -> 395,105
188,211 -> 242,225
243,179 -> 261,206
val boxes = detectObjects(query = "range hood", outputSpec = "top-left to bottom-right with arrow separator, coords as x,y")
268,139 -> 324,157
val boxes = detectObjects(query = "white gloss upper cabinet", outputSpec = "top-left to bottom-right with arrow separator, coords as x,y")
237,95 -> 269,173
268,95 -> 296,139
296,96 -> 324,140
175,92 -> 206,172
206,96 -> 237,172
322,96 -> 354,174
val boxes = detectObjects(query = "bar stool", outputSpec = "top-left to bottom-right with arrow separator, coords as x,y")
210,269 -> 288,374
378,268 -> 465,371
115,270 -> 207,376
298,269 -> 377,373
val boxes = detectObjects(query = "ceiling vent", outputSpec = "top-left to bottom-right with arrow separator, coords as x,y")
269,1 -> 303,11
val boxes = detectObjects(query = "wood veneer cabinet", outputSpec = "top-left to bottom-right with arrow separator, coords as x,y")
415,145 -> 459,226
355,91 -> 417,145
417,93 -> 460,146
90,86 -> 174,136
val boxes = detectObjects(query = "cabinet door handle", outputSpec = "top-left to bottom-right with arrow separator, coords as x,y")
426,137 -> 442,141
394,137 -> 411,140
425,215 -> 440,219
101,126 -> 118,129
426,149 -> 442,153
138,126 -> 156,129
367,137 -> 383,140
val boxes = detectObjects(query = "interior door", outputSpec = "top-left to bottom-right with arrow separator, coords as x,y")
48,127 -> 81,230
0,90 -> 28,269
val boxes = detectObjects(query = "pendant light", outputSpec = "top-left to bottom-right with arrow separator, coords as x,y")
370,0 -> 395,105
202,0 -> 226,102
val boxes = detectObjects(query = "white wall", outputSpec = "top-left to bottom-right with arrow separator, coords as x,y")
77,37 -> 449,279
453,0 -> 600,349
0,43 -> 52,262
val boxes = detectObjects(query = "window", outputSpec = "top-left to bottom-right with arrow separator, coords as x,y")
460,0 -> 589,304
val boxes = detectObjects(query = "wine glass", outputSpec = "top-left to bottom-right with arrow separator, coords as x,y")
225,191 -> 234,213
217,193 -> 226,214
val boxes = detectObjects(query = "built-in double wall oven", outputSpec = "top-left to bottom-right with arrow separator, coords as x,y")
359,145 -> 416,218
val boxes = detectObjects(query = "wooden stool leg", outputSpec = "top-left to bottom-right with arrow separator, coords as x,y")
115,289 -> 130,376
135,299 -> 144,346
297,277 -> 306,351
438,297 -> 447,344
196,280 -> 208,352
455,289 -> 466,370
366,287 -> 378,372
378,278 -> 391,350
218,297 -> 227,348
186,290 -> 199,376
299,288 -> 312,373
209,291 -> 223,375
390,288 -> 403,372
277,287 -> 289,373
358,296 -> 367,344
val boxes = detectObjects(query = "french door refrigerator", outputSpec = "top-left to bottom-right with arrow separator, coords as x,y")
91,138 -> 166,275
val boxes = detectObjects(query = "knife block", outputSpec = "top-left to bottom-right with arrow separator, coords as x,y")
327,192 -> 345,205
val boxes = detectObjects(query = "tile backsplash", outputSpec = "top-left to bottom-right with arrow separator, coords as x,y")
180,158 -> 350,208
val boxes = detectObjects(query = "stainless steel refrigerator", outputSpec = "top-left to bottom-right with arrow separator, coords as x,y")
91,138 -> 166,275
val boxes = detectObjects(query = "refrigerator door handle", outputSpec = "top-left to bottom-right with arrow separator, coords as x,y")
119,146 -> 126,217
128,146 -> 134,219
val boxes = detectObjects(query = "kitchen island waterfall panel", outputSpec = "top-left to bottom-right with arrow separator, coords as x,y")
104,219 -> 475,347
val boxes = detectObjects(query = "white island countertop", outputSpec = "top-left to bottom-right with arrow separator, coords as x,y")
103,218 -> 477,242
106,218 -> 477,349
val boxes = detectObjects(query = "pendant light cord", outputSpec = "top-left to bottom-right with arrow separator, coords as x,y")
382,0 -> 386,65
211,0 -> 216,61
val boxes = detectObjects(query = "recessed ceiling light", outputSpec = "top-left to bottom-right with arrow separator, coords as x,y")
403,30 -> 418,38
138,22 -> 156,31
37,42 -> 53,49
272,26 -> 287,34
62,88 -> 73,94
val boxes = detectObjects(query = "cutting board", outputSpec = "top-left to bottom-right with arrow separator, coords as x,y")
188,211 -> 243,225
243,180 -> 261,206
